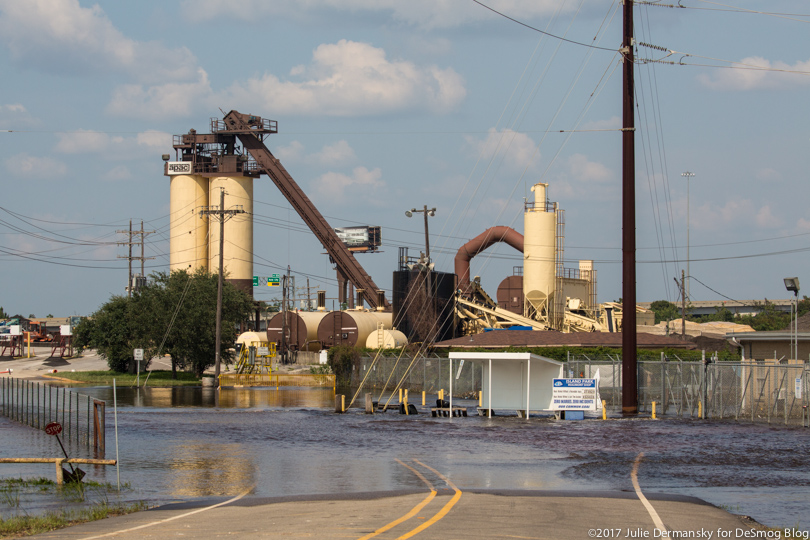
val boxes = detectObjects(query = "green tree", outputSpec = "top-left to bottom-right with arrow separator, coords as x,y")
72,296 -> 135,372
737,301 -> 790,331
649,300 -> 679,324
0,306 -> 8,319
75,268 -> 254,377
327,345 -> 359,386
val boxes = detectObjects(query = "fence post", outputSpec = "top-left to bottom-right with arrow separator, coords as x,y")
94,399 -> 106,457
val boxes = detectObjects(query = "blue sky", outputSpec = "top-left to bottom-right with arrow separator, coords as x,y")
1,0 -> 808,317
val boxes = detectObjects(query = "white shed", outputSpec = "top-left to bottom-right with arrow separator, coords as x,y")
449,352 -> 564,418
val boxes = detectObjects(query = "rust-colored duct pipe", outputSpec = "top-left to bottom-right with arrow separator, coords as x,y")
455,226 -> 524,295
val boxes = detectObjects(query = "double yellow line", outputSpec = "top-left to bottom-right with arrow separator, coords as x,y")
357,459 -> 462,540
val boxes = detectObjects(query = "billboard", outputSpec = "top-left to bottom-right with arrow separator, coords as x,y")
334,226 -> 381,252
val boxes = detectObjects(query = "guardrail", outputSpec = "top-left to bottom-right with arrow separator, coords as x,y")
219,373 -> 335,388
0,457 -> 116,484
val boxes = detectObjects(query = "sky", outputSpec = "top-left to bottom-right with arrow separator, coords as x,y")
1,0 -> 809,318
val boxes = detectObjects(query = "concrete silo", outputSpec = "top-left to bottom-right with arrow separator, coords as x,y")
523,182 -> 558,321
169,173 -> 209,273
208,176 -> 253,293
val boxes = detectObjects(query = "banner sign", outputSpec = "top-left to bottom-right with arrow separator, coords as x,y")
552,378 -> 599,411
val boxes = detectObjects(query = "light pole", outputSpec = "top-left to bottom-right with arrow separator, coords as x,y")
681,171 -> 695,300
784,277 -> 800,360
405,205 -> 436,265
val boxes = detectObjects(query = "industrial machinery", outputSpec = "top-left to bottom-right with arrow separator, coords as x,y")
166,111 -> 388,309
453,182 -> 653,334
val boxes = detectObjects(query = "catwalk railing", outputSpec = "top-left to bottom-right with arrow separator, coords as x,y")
0,378 -> 107,455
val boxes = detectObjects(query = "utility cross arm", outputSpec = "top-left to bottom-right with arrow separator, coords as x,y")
220,110 -> 388,310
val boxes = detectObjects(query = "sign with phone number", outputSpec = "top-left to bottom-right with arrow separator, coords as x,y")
552,378 -> 598,411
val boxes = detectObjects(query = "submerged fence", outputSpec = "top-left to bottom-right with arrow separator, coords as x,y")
354,354 -> 810,426
0,378 -> 106,454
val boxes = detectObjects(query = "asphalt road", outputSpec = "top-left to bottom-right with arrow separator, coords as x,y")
28,489 -> 756,540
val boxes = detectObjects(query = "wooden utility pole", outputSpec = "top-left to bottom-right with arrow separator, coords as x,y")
621,0 -> 638,415
117,220 -> 154,297
681,270 -> 687,339
199,188 -> 245,383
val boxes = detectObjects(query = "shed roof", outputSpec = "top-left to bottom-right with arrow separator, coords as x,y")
434,330 -> 695,349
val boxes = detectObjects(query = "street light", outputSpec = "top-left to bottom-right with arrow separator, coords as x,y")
681,171 -> 696,300
405,206 -> 436,265
784,277 -> 800,360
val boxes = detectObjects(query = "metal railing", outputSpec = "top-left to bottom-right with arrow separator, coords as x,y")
0,378 -> 106,453
353,355 -> 482,398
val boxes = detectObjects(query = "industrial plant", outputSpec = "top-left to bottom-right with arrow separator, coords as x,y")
164,110 -> 654,357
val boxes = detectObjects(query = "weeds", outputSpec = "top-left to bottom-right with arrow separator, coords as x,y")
0,500 -> 148,537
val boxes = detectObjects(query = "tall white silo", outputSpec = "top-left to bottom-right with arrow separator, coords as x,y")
208,176 -> 253,293
523,182 -> 557,319
169,174 -> 209,273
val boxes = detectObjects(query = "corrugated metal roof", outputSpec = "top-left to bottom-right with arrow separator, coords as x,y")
434,330 -> 695,349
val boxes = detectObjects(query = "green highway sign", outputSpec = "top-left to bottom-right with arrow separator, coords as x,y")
253,276 -> 259,287
268,273 -> 280,287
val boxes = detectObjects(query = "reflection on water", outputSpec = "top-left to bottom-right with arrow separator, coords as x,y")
84,386 -> 335,409
1,387 -> 808,529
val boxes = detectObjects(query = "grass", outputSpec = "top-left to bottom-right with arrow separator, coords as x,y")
46,370 -> 202,387
0,500 -> 148,538
0,478 -> 147,538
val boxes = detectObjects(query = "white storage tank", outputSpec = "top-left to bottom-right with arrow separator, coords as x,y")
523,182 -> 557,317
365,329 -> 408,349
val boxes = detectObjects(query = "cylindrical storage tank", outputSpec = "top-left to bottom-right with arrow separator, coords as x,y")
497,275 -> 524,315
365,329 -> 408,349
317,311 -> 393,348
523,182 -> 556,314
170,174 -> 209,273
266,311 -> 329,352
209,176 -> 253,295
236,331 -> 266,346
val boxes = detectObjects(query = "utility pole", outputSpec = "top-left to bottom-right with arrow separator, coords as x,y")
117,220 -> 155,297
199,188 -> 245,383
680,270 -> 686,339
621,0 -> 638,415
681,171 -> 695,299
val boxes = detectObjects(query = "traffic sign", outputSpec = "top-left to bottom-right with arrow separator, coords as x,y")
253,276 -> 259,287
45,422 -> 63,436
268,273 -> 280,287
134,348 -> 144,361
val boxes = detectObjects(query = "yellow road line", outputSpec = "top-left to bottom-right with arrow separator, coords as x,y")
631,452 -> 666,534
78,485 -> 254,540
394,460 -> 463,540
356,459 -> 437,540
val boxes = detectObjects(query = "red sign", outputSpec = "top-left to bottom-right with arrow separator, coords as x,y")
44,422 -> 62,436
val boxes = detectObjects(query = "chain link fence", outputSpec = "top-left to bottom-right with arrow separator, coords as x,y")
0,377 -> 106,454
352,353 -> 810,426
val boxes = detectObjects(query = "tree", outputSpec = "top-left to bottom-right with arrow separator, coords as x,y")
0,306 -> 8,319
737,301 -> 790,332
72,296 -> 136,372
75,268 -> 254,377
649,300 -> 679,324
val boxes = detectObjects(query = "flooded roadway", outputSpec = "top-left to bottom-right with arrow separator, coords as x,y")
1,386 -> 808,529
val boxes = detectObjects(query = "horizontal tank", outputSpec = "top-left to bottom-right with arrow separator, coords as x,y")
266,311 -> 328,352
365,329 -> 408,349
317,311 -> 393,348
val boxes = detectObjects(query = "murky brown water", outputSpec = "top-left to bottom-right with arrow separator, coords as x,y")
1,386 -> 808,529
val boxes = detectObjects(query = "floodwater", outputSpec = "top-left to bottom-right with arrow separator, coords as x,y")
1,386 -> 808,529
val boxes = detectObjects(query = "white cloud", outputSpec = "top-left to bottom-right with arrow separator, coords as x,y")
0,103 -> 38,127
55,130 -> 111,154
312,166 -> 384,203
466,128 -> 541,173
106,69 -> 213,120
104,165 -> 133,182
220,40 -> 465,116
55,130 -> 172,157
755,168 -> 781,182
181,0 -> 572,29
275,141 -> 306,162
698,56 -> 810,91
5,153 -> 67,177
567,154 -> 611,183
754,205 -> 782,229
797,218 -> 810,232
312,140 -> 356,166
0,0 -> 198,84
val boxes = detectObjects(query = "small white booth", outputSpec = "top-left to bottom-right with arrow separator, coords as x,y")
449,352 -> 564,418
